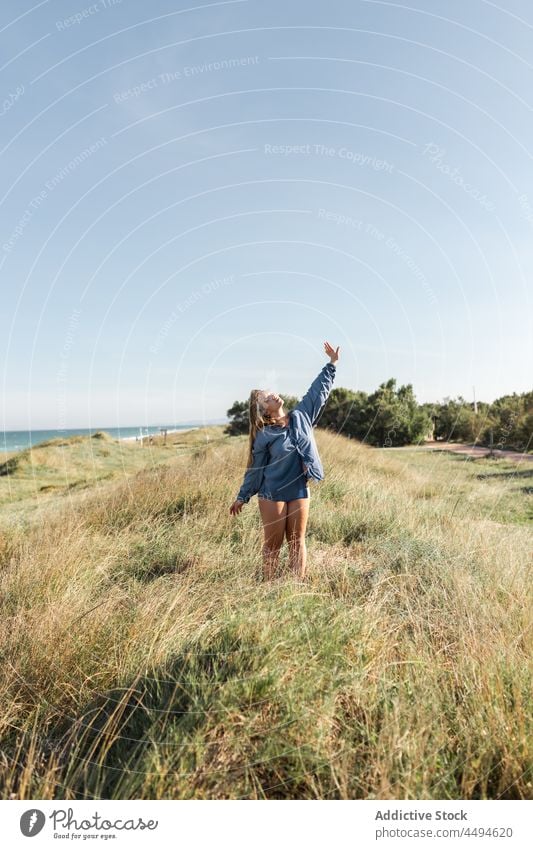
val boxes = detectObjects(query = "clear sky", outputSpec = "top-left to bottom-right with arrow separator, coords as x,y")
1,0 -> 532,429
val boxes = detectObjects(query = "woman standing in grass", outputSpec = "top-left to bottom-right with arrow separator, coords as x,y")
230,341 -> 340,581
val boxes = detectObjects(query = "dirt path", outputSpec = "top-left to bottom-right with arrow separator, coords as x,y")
420,441 -> 533,463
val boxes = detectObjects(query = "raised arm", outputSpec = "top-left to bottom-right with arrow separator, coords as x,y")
294,341 -> 340,425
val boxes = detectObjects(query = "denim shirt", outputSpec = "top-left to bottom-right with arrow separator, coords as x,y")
236,362 -> 336,503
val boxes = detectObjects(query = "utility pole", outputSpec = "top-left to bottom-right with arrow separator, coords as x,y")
473,385 -> 478,414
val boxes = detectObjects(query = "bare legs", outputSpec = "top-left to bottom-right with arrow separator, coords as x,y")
258,498 -> 287,580
286,497 -> 310,580
258,496 -> 310,581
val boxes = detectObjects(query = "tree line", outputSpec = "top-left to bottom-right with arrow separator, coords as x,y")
226,379 -> 532,451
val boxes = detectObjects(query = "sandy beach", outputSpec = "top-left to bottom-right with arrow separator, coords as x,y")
119,427 -> 200,442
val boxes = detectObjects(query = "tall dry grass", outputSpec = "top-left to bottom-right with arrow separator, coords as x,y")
0,429 -> 531,799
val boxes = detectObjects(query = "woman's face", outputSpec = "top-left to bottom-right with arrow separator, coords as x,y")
257,390 -> 283,417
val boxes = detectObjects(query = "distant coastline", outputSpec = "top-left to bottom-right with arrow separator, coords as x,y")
1,425 -> 206,455
120,427 -> 199,442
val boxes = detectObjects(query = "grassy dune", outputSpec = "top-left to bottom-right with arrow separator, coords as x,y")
0,427 -> 220,521
0,427 -> 531,800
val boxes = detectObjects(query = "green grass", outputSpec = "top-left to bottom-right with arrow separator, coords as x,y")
0,428 -> 531,800
0,426 -> 226,522
384,447 -> 533,525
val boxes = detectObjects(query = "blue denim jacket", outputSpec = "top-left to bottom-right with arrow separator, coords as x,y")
236,362 -> 336,503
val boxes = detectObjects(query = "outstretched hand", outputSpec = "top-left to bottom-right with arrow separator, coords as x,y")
230,500 -> 245,516
324,340 -> 340,364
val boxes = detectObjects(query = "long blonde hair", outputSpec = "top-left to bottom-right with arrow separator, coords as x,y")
247,389 -> 276,467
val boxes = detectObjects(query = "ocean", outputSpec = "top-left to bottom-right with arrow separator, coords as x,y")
1,425 -> 201,454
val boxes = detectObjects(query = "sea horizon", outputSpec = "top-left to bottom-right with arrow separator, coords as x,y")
1,422 -> 226,454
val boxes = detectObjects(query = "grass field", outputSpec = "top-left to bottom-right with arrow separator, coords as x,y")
0,427 -> 220,521
0,426 -> 531,799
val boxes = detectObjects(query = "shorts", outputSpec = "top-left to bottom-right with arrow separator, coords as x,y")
258,484 -> 310,503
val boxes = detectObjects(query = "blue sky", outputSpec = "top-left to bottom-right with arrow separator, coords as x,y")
1,0 -> 532,429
